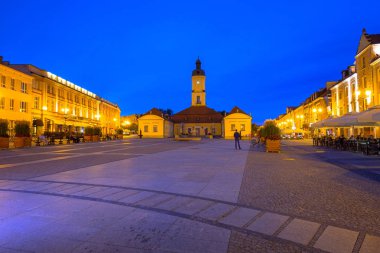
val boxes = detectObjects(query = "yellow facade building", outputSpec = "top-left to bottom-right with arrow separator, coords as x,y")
138,108 -> 173,138
138,58 -> 252,139
223,106 -> 252,139
0,58 -> 34,136
9,63 -> 120,135
327,29 -> 380,137
172,58 -> 224,137
355,29 -> 380,109
277,29 -> 380,138
277,87 -> 330,138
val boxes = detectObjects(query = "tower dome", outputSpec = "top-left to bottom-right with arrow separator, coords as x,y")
192,57 -> 205,76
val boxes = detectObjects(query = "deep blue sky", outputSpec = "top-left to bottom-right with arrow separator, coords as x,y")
1,1 -> 380,124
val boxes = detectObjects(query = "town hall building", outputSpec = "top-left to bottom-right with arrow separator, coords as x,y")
138,58 -> 252,139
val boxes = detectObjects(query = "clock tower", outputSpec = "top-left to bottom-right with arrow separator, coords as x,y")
191,57 -> 206,106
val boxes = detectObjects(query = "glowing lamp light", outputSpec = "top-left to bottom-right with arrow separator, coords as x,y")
42,106 -> 48,111
312,108 -> 317,113
365,90 -> 371,96
318,108 -> 322,113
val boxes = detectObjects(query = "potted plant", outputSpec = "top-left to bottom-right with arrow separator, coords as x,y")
92,127 -> 102,142
14,121 -> 31,148
0,119 -> 10,149
259,120 -> 281,152
116,128 -> 124,139
84,126 -> 93,142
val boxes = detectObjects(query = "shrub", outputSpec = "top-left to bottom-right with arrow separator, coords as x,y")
116,128 -> 123,135
15,121 -> 31,137
93,127 -> 102,136
0,119 -> 9,137
259,120 -> 281,140
84,126 -> 94,135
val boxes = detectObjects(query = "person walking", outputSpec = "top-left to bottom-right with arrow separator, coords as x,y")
234,130 -> 241,150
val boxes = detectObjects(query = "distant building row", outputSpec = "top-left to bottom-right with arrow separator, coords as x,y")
275,29 -> 380,138
137,59 -> 252,139
0,57 -> 120,136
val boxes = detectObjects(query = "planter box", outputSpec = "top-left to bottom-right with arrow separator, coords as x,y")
0,137 -> 9,149
117,134 -> 123,140
92,135 -> 100,142
266,139 -> 281,153
84,135 -> 92,142
14,137 -> 32,148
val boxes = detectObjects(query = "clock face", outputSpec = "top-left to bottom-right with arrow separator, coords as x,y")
196,81 -> 200,84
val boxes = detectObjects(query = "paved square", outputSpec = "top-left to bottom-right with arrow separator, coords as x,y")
0,139 -> 379,252
314,226 -> 359,253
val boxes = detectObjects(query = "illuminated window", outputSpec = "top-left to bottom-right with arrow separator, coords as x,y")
10,99 -> 14,110
240,124 -> 245,131
21,82 -> 27,93
0,97 -> 4,109
10,79 -> 15,90
1,76 -> 5,87
34,97 -> 40,109
153,125 -> 158,132
144,125 -> 148,132
231,124 -> 236,131
58,89 -> 64,98
20,101 -> 27,112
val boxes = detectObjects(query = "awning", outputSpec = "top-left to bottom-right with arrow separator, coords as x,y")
311,106 -> 380,128
356,105 -> 380,124
311,113 -> 359,128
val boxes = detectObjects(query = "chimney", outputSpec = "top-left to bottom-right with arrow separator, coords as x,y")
0,56 -> 3,63
2,61 -> 9,65
341,69 -> 348,79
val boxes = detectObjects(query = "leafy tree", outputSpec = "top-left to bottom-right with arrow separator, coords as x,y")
158,108 -> 174,116
125,123 -> 138,132
251,123 -> 259,134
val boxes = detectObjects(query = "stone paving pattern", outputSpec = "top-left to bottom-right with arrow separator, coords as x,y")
0,138 -> 379,252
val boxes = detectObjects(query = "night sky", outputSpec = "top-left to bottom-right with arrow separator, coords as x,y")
1,1 -> 380,124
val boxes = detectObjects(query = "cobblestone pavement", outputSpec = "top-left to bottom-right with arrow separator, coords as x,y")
0,139 -> 379,252
233,139 -> 380,252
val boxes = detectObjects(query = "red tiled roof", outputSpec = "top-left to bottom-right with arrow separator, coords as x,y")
172,106 -> 223,123
142,108 -> 170,120
367,34 -> 380,44
228,106 -> 249,115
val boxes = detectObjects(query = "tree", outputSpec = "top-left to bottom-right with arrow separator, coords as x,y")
126,123 -> 138,132
251,123 -> 259,134
158,108 -> 174,116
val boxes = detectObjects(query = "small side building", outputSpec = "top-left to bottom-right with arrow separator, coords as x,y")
223,106 -> 252,139
138,108 -> 173,138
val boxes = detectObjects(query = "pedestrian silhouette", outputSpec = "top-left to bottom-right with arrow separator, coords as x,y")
234,130 -> 241,150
